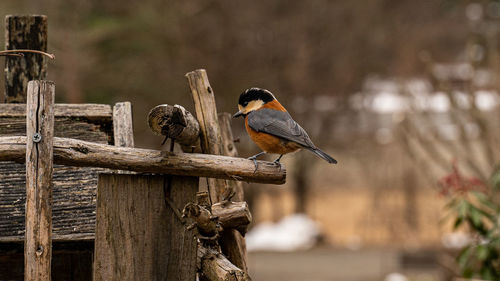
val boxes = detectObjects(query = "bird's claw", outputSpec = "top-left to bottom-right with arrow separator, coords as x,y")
247,156 -> 259,173
273,159 -> 282,172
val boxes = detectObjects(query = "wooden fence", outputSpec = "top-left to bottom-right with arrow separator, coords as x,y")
0,15 -> 285,281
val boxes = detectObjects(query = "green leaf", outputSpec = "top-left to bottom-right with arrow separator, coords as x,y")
469,207 -> 484,230
458,200 -> 469,218
477,245 -> 489,261
462,267 -> 474,278
472,191 -> 497,210
454,217 -> 464,229
458,246 -> 472,267
491,167 -> 500,190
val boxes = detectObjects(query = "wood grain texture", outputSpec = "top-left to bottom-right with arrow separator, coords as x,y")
25,80 -> 54,281
218,112 -> 249,272
93,174 -> 198,281
186,69 -> 227,203
0,103 -> 112,120
211,201 -> 251,234
198,246 -> 252,281
4,15 -> 48,103
113,102 -> 134,147
0,136 -> 286,184
0,108 -> 111,241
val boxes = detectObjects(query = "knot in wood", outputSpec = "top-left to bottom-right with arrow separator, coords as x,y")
72,144 -> 89,154
36,245 -> 43,256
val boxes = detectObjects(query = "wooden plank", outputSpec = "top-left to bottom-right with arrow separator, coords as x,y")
113,102 -> 134,147
0,164 -> 103,241
0,136 -> 286,184
25,80 -> 55,281
93,174 -> 197,281
186,69 -> 227,203
0,103 -> 112,120
0,233 -> 94,242
0,111 -> 111,240
4,15 -> 48,103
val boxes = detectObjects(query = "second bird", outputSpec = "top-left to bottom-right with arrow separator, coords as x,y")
233,88 -> 337,165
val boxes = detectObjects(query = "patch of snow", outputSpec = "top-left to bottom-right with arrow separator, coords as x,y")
371,92 -> 408,113
442,232 -> 471,249
428,93 -> 450,112
475,90 -> 500,111
384,273 -> 409,281
246,214 -> 321,252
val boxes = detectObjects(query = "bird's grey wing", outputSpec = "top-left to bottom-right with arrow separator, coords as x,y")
247,108 -> 315,148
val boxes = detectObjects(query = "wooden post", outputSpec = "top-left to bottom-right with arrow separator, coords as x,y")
218,112 -> 249,271
186,69 -> 227,203
113,102 -> 135,147
4,15 -> 48,103
93,174 -> 198,281
25,80 -> 55,281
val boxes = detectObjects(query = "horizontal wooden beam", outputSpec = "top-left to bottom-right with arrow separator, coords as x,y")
0,233 -> 95,243
0,136 -> 286,184
0,104 -> 112,120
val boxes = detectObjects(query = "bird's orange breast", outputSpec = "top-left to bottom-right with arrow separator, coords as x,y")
244,102 -> 301,155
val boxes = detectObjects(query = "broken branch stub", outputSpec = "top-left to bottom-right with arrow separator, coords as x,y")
198,246 -> 252,281
148,104 -> 200,149
211,202 -> 252,236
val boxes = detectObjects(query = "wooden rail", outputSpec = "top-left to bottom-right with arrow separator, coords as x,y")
0,136 -> 286,184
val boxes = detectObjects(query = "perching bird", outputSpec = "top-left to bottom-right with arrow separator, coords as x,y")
233,88 -> 337,167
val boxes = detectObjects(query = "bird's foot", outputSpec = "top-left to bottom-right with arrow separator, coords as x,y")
247,156 -> 259,173
247,151 -> 266,173
273,155 -> 283,171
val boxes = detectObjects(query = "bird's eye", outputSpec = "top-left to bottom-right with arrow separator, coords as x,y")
243,101 -> 248,106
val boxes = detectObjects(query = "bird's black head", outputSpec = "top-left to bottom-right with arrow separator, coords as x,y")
233,88 -> 276,118
238,88 -> 275,106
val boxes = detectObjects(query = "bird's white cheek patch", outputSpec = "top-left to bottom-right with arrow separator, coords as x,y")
244,100 -> 264,113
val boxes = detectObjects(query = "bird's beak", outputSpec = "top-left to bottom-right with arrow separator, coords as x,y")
232,110 -> 244,118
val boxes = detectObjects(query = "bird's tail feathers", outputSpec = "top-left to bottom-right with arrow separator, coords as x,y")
307,147 -> 337,164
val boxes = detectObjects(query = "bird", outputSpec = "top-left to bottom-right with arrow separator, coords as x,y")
233,87 -> 337,168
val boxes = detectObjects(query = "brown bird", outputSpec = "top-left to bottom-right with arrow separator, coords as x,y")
233,88 -> 337,167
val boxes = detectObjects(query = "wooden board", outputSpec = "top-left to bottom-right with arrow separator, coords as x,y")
25,80 -> 55,280
0,105 -> 112,241
93,174 -> 198,281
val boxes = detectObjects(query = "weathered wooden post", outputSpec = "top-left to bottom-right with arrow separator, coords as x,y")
4,15 -> 48,103
186,70 -> 249,274
25,80 -> 55,281
112,102 -> 134,147
186,69 -> 227,204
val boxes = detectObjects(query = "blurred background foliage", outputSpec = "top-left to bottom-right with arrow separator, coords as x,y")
1,0 -> 500,280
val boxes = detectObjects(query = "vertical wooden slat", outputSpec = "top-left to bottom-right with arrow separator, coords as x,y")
93,174 -> 198,281
186,69 -> 227,203
218,112 -> 248,271
112,102 -> 135,147
25,80 -> 55,281
4,15 -> 48,103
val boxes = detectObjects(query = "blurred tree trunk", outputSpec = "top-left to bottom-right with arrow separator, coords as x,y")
293,153 -> 313,214
403,169 -> 419,231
